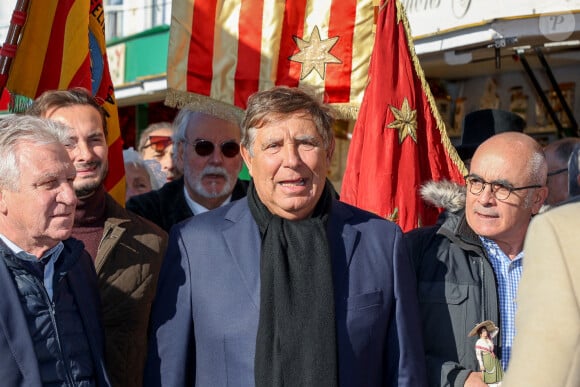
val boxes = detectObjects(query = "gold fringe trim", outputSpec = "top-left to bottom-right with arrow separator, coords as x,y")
166,88 -> 360,123
165,88 -> 245,125
331,103 -> 360,121
393,0 -> 468,177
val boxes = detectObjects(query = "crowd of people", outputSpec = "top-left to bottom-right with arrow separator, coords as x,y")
0,85 -> 577,387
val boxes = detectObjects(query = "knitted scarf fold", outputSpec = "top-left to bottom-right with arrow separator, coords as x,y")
248,180 -> 338,387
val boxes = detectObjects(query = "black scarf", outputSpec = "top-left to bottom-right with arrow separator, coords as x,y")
248,180 -> 338,387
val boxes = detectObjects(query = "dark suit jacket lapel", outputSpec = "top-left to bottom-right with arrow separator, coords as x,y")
171,189 -> 193,228
0,256 -> 42,384
328,200 -> 359,286
222,199 -> 261,309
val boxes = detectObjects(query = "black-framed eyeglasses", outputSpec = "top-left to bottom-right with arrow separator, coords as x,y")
547,167 -> 568,177
465,175 -> 542,201
185,139 -> 240,158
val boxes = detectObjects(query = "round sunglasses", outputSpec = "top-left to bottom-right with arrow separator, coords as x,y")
185,139 -> 240,158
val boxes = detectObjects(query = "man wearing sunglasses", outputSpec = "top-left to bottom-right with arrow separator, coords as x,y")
127,109 -> 249,232
137,122 -> 182,183
405,132 -> 548,387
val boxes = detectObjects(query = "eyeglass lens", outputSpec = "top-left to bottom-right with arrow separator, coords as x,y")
193,140 -> 240,158
147,136 -> 173,152
466,177 -> 509,199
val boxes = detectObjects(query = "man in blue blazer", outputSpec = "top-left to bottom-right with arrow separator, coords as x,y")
145,87 -> 427,386
0,116 -> 110,386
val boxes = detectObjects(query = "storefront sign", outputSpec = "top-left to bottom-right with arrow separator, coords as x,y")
403,0 -> 579,38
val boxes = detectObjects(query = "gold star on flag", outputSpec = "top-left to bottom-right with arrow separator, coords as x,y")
289,26 -> 341,80
387,97 -> 418,144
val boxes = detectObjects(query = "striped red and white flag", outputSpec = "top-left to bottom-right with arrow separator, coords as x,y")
166,0 -> 376,119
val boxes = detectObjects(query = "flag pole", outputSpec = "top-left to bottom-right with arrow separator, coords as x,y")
0,0 -> 30,94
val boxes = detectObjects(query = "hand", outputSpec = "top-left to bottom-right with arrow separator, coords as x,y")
464,371 -> 488,387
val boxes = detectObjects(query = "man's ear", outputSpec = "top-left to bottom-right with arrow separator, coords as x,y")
0,190 -> 8,215
241,146 -> 253,177
326,137 -> 335,164
532,186 -> 549,214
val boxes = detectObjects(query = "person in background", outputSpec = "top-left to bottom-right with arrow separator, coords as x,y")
562,143 -> 580,202
137,121 -> 181,183
501,200 -> 580,387
419,109 -> 528,228
144,86 -> 427,387
542,137 -> 580,207
26,88 -> 167,387
127,109 -> 249,232
406,132 -> 548,387
123,147 -> 164,201
0,115 -> 110,386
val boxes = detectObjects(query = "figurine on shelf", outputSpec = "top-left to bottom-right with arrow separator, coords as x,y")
468,320 -> 504,386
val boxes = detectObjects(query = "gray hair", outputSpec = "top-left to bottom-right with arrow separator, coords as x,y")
528,148 -> 548,186
547,137 -> 580,164
568,144 -> 580,196
241,86 -> 334,156
0,115 -> 71,191
521,143 -> 548,208
172,109 -> 197,144
123,147 -> 162,190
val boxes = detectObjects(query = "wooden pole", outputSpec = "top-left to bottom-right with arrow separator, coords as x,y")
0,0 -> 31,94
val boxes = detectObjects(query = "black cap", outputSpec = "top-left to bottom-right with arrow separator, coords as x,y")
456,109 -> 526,161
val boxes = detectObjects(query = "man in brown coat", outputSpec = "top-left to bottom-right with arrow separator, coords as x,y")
27,88 -> 167,387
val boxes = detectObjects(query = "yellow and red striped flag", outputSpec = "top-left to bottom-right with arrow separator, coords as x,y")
6,0 -> 125,204
166,0 -> 376,119
340,0 -> 466,232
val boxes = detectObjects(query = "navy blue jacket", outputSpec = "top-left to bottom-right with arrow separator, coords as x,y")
145,197 -> 427,386
0,238 -> 110,387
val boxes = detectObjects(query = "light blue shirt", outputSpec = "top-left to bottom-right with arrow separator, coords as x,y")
0,234 -> 64,301
480,236 -> 524,371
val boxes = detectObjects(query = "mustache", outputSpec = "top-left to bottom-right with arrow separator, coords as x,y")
472,206 -> 499,217
201,165 -> 228,179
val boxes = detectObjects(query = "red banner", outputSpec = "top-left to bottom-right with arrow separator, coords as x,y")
340,0 -> 466,232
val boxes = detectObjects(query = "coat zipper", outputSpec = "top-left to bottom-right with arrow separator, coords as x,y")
36,276 -> 76,387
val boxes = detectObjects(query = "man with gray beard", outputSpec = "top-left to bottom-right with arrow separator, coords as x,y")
127,109 -> 249,232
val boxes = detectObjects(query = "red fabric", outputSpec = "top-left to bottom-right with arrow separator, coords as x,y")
233,0 -> 263,107
274,0 -> 308,89
340,0 -> 465,232
186,0 -> 217,95
169,0 -> 373,113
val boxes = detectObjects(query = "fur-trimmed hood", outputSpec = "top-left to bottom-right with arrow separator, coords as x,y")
420,180 -> 466,213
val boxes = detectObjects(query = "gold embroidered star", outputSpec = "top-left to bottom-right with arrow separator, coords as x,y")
387,97 -> 418,144
289,26 -> 341,80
